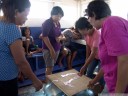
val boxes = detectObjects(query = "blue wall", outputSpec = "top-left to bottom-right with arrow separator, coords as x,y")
19,27 -> 86,87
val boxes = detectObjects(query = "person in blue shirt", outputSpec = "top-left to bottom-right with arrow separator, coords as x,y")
0,0 -> 43,96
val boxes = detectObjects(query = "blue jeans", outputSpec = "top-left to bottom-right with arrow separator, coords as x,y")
86,58 -> 105,86
86,58 -> 100,78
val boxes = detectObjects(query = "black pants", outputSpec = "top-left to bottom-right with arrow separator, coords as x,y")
0,78 -> 18,96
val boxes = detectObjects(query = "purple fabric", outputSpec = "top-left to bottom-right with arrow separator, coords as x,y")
99,16 -> 128,93
42,18 -> 61,51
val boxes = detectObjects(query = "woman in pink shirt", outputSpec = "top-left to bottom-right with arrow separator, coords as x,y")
75,17 -> 104,84
86,0 -> 128,93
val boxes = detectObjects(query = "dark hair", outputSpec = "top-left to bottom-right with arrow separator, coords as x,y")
75,17 -> 93,30
1,0 -> 31,23
87,0 -> 111,20
21,27 -> 31,36
51,6 -> 64,17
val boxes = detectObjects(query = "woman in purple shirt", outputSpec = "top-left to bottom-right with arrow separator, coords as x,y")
86,0 -> 128,93
41,6 -> 64,82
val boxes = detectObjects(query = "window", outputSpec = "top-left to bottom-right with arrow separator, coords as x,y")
28,0 -> 52,19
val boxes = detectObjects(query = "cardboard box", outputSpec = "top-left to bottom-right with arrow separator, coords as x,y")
47,69 -> 91,96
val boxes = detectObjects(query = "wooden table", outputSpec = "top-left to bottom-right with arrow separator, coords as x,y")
47,69 -> 91,96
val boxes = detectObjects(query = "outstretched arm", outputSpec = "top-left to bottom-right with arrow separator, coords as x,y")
115,55 -> 128,93
88,69 -> 104,88
10,39 -> 43,91
78,46 -> 98,76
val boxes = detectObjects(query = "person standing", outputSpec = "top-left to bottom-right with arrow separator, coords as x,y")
41,6 -> 64,82
0,0 -> 43,96
86,0 -> 128,93
76,17 -> 101,78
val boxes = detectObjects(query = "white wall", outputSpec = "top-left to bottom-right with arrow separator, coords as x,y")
24,0 -> 79,28
109,0 -> 128,20
80,0 -> 110,17
24,0 -> 53,27
80,0 -> 92,16
56,0 -> 78,28
1,0 -> 128,27
80,0 -> 128,20
24,0 -> 128,28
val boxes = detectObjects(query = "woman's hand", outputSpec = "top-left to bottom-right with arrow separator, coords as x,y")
87,80 -> 96,89
78,66 -> 87,76
56,35 -> 66,43
32,78 -> 43,91
72,32 -> 81,39
56,36 -> 61,43
50,49 -> 56,61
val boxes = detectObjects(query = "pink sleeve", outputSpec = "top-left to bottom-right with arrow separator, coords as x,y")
103,18 -> 128,56
92,30 -> 100,47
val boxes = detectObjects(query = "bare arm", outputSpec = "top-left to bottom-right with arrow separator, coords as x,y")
88,69 -> 104,88
83,46 -> 98,69
56,34 -> 66,43
72,32 -> 82,40
91,69 -> 104,84
39,33 -> 43,39
32,40 -> 34,46
26,40 -> 30,54
61,34 -> 66,41
115,55 -> 128,93
10,39 -> 42,91
78,46 -> 98,76
86,45 -> 91,60
42,37 -> 54,51
31,36 -> 35,46
42,37 -> 56,59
